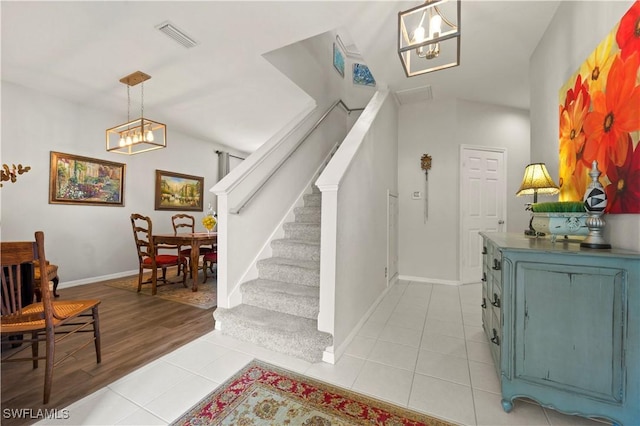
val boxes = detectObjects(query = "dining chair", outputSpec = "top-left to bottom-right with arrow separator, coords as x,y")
1,231 -> 101,404
202,251 -> 218,284
131,213 -> 187,295
171,213 -> 212,276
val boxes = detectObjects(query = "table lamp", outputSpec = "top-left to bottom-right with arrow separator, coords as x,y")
516,163 -> 560,236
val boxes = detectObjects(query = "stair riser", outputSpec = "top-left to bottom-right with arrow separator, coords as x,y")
258,263 -> 319,286
303,194 -> 322,207
283,225 -> 320,242
242,291 -> 319,320
295,211 -> 321,223
272,241 -> 320,261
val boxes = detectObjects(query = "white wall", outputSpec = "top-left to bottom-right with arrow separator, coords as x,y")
530,0 -> 640,251
0,81 -> 245,284
398,98 -> 530,282
316,90 -> 398,359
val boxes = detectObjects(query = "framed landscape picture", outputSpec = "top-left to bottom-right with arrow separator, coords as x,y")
155,170 -> 204,211
333,42 -> 345,77
49,151 -> 125,206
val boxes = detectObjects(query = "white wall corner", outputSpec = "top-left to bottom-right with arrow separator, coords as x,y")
318,188 -> 338,336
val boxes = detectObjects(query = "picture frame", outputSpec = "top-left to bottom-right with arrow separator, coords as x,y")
352,63 -> 376,87
333,42 -> 345,78
155,170 -> 204,211
49,151 -> 125,206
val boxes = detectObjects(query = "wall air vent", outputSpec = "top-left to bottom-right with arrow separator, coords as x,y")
393,85 -> 433,105
156,21 -> 198,48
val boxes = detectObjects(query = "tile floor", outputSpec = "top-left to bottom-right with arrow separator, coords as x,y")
38,281 -> 608,425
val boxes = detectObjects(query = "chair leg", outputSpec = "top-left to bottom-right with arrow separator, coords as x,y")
181,260 -> 188,287
137,266 -> 143,292
151,268 -> 157,295
31,331 -> 39,369
92,306 -> 102,364
43,326 -> 55,404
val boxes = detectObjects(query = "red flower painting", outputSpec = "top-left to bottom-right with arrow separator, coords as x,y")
559,1 -> 640,213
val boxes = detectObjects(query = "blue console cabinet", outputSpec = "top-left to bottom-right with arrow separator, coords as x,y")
480,233 -> 640,426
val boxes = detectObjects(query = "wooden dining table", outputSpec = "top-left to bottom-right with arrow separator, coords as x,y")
153,232 -> 217,292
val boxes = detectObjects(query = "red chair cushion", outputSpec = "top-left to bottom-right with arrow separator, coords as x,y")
143,255 -> 181,266
179,248 -> 192,256
203,252 -> 217,262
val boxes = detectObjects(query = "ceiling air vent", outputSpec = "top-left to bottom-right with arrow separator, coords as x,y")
156,21 -> 198,48
394,85 -> 433,105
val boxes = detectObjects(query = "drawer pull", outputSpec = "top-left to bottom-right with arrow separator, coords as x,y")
491,328 -> 500,346
481,272 -> 486,282
492,259 -> 501,270
491,293 -> 501,308
482,246 -> 487,255
481,298 -> 487,309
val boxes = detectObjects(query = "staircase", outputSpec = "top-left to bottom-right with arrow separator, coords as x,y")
213,185 -> 332,362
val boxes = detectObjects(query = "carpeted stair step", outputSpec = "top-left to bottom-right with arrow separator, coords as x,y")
312,185 -> 321,194
241,279 -> 319,319
257,257 -> 319,286
271,238 -> 320,261
214,305 -> 332,363
283,222 -> 321,242
294,206 -> 321,223
303,193 -> 322,207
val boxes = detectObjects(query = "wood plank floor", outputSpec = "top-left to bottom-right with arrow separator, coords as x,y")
1,276 -> 216,426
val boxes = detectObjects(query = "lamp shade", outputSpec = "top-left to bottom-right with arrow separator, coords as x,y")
516,163 -> 560,197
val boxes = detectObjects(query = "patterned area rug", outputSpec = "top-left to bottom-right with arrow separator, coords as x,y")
172,360 -> 457,426
103,271 -> 216,310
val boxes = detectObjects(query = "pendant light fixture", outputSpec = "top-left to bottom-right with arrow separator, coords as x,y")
398,0 -> 461,77
106,71 -> 167,155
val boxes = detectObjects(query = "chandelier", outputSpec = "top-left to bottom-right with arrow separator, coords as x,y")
106,71 -> 166,155
398,0 -> 461,77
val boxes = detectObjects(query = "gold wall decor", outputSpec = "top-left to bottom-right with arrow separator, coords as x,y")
1,163 -> 31,187
421,154 -> 432,222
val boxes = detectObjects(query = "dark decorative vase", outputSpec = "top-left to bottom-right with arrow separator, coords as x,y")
580,161 -> 611,249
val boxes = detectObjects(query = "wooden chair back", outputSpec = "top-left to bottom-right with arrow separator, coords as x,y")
172,214 -> 195,234
131,213 -> 156,260
1,233 -> 51,320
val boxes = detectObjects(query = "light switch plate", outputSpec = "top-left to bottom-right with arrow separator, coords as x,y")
412,191 -> 422,199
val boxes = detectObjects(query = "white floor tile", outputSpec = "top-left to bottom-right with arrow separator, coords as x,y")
544,407 -> 612,425
108,361 -> 195,406
415,349 -> 471,385
409,373 -> 476,426
423,318 -> 465,339
473,389 -> 550,426
378,323 -> 423,348
37,388 -> 141,425
194,349 -> 254,384
115,408 -> 167,425
464,325 -> 487,343
344,335 -> 377,359
367,339 -> 419,371
466,340 -> 495,365
144,374 -> 219,423
304,354 -> 365,389
468,360 -> 501,394
357,319 -> 386,339
163,339 -> 231,372
420,331 -> 467,358
351,360 -> 414,407
387,311 -> 427,331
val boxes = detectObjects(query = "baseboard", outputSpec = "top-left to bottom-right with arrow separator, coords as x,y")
57,269 -> 138,290
397,275 -> 461,286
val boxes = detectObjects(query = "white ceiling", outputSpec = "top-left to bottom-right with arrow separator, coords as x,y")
1,1 -> 560,154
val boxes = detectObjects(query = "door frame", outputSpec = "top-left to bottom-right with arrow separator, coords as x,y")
459,144 -> 507,283
387,190 -> 399,286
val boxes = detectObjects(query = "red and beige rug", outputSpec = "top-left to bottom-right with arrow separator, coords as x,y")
172,360 -> 457,426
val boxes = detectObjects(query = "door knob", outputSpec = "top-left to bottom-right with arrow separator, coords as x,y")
498,220 -> 505,224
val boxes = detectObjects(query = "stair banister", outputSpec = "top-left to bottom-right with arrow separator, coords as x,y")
229,100 -> 363,215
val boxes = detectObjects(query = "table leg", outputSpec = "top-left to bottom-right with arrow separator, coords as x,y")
190,244 -> 199,292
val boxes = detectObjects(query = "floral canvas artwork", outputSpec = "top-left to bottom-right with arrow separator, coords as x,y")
333,42 -> 345,77
558,1 -> 640,213
353,63 -> 376,86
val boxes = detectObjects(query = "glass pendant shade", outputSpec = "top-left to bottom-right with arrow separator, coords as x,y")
398,0 -> 461,77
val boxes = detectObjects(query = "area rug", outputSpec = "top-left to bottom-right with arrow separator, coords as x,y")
172,360 -> 457,426
103,271 -> 216,310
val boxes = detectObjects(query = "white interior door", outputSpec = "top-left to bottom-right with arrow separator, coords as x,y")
387,191 -> 399,285
460,146 -> 506,283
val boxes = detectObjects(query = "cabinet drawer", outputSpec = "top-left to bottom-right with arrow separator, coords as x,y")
489,309 -> 501,368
